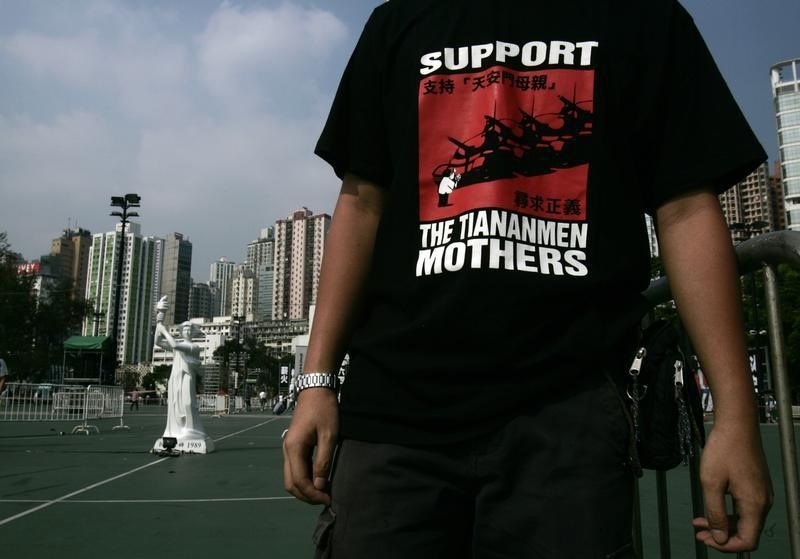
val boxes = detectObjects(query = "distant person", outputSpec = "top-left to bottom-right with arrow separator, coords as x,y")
273,395 -> 287,416
0,356 -> 7,395
130,389 -> 140,411
259,390 -> 268,411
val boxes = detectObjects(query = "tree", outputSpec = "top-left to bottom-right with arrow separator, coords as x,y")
30,277 -> 92,381
775,264 -> 800,401
0,233 -> 91,382
213,338 -> 239,390
0,233 -> 36,380
120,368 -> 140,392
142,365 -> 170,392
213,335 -> 294,396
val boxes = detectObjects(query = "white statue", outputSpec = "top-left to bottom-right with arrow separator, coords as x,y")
152,296 -> 214,454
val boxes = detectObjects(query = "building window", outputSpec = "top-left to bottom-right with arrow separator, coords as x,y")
777,94 -> 800,112
785,178 -> 800,197
779,111 -> 800,128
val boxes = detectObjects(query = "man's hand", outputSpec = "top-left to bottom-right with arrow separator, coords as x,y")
692,421 -> 773,552
283,388 -> 339,505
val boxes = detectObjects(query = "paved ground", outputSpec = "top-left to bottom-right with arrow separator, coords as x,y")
0,406 -> 797,558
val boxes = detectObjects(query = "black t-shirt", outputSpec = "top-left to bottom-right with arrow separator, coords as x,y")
315,0 -> 765,445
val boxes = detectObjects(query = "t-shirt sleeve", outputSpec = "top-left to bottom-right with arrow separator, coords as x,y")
314,9 -> 392,188
638,2 -> 766,213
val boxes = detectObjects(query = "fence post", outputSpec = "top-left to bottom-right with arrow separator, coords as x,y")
763,264 -> 800,559
71,385 -> 99,435
633,479 -> 644,558
688,454 -> 708,559
656,471 -> 672,559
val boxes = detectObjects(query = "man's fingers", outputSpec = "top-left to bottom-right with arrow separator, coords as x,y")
701,485 -> 730,544
280,391 -> 338,506
731,499 -> 766,550
694,512 -> 764,553
312,441 -> 337,492
725,485 -> 772,552
283,435 -> 331,505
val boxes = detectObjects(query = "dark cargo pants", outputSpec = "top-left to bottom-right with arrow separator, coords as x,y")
314,375 -> 635,559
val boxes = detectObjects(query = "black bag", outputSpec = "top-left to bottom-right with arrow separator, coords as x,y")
625,319 -> 705,475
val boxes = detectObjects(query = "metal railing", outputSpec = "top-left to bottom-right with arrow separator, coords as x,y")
640,230 -> 800,559
0,383 -> 125,434
197,394 -> 229,417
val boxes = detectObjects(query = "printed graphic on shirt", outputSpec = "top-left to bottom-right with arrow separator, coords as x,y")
417,64 -> 594,278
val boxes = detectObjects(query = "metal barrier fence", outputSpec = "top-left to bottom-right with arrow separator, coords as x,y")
0,383 -> 125,434
198,394 -> 228,416
196,395 -> 276,414
640,230 -> 800,559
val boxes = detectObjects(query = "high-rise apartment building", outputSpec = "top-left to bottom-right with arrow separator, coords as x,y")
718,162 -> 784,242
256,263 -> 274,322
272,208 -> 330,320
246,227 -> 275,269
209,258 -> 235,316
230,265 -> 258,322
83,222 -> 162,365
48,228 -> 92,300
772,59 -> 800,230
189,282 -> 217,320
246,227 -> 275,322
160,232 -> 193,325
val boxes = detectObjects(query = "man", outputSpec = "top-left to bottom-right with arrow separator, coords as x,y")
283,1 -> 772,556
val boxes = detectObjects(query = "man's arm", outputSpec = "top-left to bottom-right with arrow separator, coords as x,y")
656,189 -> 773,552
283,173 -> 386,505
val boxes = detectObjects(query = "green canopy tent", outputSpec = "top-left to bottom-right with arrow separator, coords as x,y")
62,336 -> 113,384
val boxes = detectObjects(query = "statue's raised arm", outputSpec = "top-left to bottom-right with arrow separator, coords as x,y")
154,296 -> 175,350
156,295 -> 168,323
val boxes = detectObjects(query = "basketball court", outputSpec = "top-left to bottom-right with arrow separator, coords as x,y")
0,406 -> 796,558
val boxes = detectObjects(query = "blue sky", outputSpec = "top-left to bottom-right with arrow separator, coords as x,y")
0,0 -> 797,281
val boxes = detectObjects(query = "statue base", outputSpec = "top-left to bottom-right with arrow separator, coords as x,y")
153,434 -> 215,454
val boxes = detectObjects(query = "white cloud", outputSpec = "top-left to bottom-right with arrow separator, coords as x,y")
132,114 -> 338,275
136,114 -> 338,225
1,32 -> 104,85
196,2 -> 348,111
1,28 -> 189,123
0,1 -> 351,277
110,37 -> 189,122
0,111 -> 125,193
0,110 -> 134,258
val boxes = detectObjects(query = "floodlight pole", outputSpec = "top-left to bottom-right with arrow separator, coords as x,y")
110,193 -> 141,383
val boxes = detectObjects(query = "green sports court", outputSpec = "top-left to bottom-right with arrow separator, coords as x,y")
1,406 -> 797,558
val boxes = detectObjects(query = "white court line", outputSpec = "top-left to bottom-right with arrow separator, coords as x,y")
0,497 -> 293,504
0,417 -> 284,527
0,458 -> 169,527
212,417 -> 280,443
